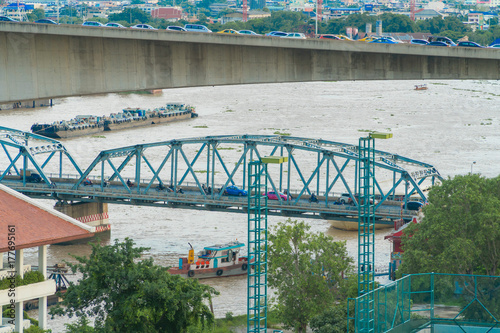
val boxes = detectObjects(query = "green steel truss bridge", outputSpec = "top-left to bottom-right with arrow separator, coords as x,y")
0,126 -> 442,221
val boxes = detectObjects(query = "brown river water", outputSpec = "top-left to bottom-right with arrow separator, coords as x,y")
1,80 -> 499,331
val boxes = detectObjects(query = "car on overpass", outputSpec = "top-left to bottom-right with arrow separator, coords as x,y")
166,26 -> 186,32
369,37 -> 399,44
318,34 -> 341,40
82,21 -> 105,27
239,30 -> 261,36
411,39 -> 429,45
265,31 -> 288,37
34,19 -> 58,24
184,24 -> 211,33
0,16 -> 18,22
131,24 -> 157,30
428,36 -> 456,46
333,34 -> 353,41
427,41 -> 450,47
282,32 -> 306,39
457,41 -> 484,48
217,29 -> 240,35
105,22 -> 126,29
358,35 -> 380,42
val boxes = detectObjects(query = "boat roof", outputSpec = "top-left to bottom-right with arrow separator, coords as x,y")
204,241 -> 244,251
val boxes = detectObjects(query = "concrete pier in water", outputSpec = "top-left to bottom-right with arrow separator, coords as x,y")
54,202 -> 110,239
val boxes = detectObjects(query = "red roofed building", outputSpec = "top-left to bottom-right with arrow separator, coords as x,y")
151,7 -> 183,21
385,216 -> 419,280
0,184 -> 94,332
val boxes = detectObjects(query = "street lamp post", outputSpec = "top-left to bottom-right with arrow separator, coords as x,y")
315,0 -> 318,37
471,161 -> 476,174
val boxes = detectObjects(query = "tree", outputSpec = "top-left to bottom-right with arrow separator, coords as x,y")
27,8 -> 46,22
268,219 -> 354,333
108,8 -> 151,25
399,174 -> 500,277
50,238 -> 218,333
379,13 -> 416,33
309,273 -> 358,333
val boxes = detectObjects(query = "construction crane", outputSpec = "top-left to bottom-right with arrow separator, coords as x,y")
410,0 -> 416,21
317,0 -> 323,21
243,0 -> 248,22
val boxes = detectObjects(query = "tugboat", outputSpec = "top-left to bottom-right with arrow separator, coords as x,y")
168,241 -> 251,279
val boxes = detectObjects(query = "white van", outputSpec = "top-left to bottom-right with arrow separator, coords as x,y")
184,24 -> 212,33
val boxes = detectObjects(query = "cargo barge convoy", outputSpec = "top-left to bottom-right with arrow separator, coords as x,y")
30,103 -> 198,139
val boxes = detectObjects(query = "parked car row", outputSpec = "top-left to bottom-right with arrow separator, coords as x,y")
411,36 -> 493,48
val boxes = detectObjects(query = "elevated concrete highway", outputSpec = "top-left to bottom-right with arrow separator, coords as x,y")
1,22 -> 499,104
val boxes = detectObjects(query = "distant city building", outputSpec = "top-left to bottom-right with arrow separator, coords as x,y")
414,8 -> 444,20
220,9 -> 270,23
209,3 -> 232,17
249,0 -> 266,10
151,7 -> 183,20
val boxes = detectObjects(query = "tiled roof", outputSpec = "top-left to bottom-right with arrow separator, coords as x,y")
0,184 -> 95,252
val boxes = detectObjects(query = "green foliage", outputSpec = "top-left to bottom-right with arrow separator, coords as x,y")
108,8 -> 151,25
0,270 -> 45,290
64,316 -> 95,333
23,326 -> 52,333
268,219 -> 354,333
27,8 -> 46,21
50,238 -> 218,333
399,174 -> 500,277
379,12 -> 416,33
310,302 -> 354,333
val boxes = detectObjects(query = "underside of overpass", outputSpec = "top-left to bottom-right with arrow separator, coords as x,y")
1,22 -> 500,104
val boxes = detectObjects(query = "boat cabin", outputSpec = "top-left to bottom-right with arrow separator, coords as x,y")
193,241 -> 244,268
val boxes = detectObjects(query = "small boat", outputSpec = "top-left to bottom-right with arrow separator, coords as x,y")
414,84 -> 428,90
168,241 -> 251,279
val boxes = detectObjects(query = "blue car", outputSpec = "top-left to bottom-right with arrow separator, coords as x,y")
411,39 -> 429,45
428,41 -> 449,47
34,19 -> 59,24
0,16 -> 18,22
369,37 -> 399,44
457,41 -> 483,48
225,185 -> 247,196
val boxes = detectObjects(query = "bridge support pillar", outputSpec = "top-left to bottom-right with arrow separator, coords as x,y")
54,201 -> 111,235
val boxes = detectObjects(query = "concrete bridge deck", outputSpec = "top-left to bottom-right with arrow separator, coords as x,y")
1,22 -> 499,104
0,174 -> 410,222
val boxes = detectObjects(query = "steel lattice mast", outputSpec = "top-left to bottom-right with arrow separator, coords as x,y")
247,160 -> 268,332
357,132 -> 392,333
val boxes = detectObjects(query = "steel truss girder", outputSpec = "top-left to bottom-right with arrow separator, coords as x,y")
0,127 -> 82,184
0,129 -> 442,207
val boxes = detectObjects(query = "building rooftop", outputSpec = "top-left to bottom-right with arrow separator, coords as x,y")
0,184 -> 95,252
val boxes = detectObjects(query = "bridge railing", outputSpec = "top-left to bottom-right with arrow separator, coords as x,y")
4,182 -> 409,219
351,272 -> 500,332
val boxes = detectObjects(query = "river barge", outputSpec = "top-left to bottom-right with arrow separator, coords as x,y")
168,241 -> 251,279
30,103 -> 197,139
31,115 -> 105,139
104,103 -> 197,131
